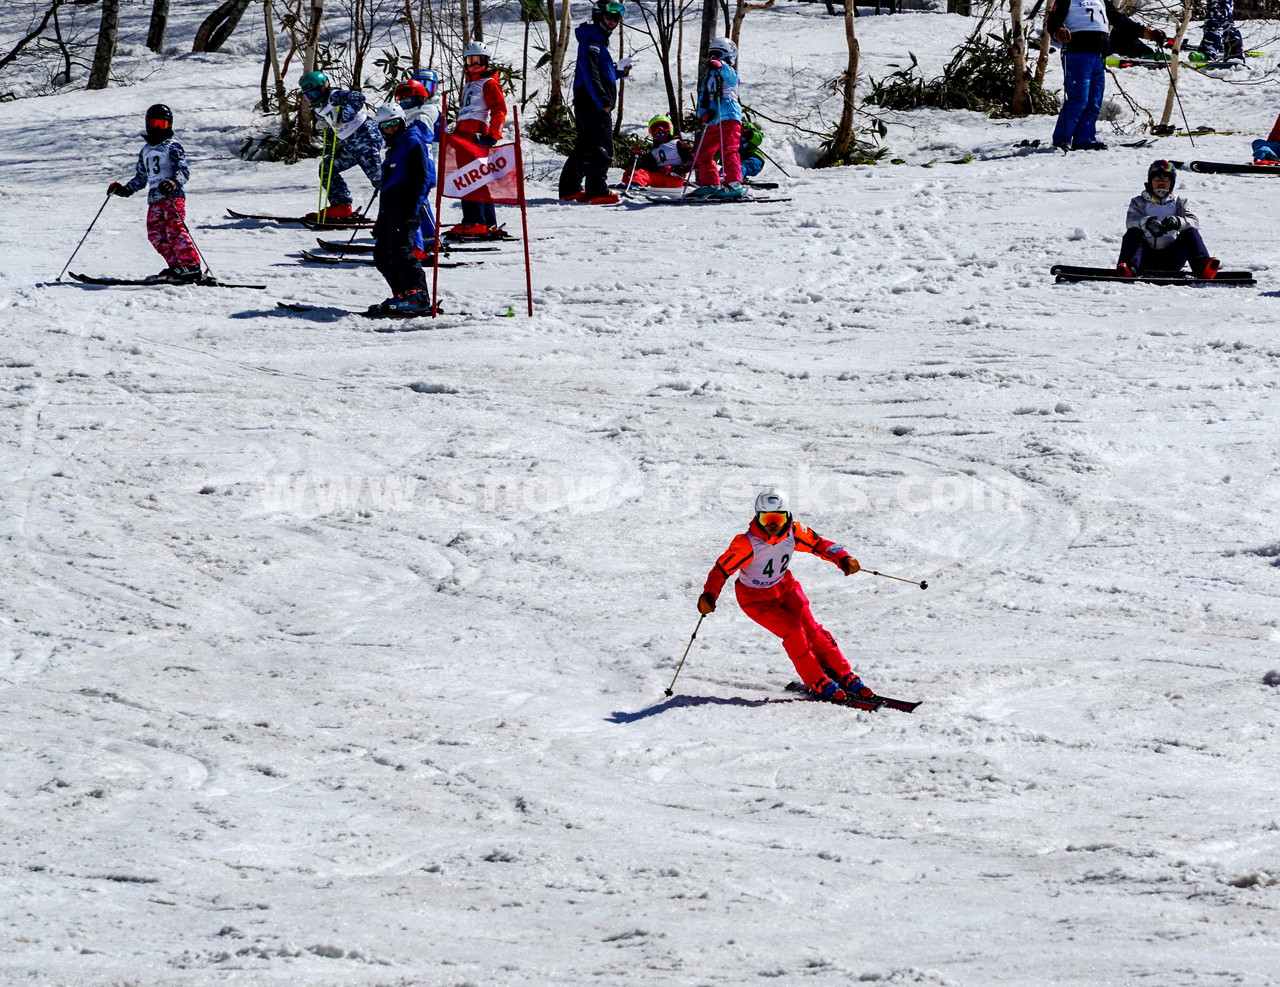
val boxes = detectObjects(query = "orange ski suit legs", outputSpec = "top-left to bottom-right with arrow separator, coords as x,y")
734,573 -> 854,688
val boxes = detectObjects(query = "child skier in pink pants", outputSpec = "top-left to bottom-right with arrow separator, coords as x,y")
107,104 -> 201,283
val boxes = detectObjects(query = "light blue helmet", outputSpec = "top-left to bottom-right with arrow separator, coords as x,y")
412,68 -> 441,97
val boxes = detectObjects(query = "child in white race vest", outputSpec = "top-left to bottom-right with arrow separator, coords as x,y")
697,490 -> 873,701
446,42 -> 507,236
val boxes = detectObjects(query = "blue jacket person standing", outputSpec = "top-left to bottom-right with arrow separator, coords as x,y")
371,104 -> 435,315
559,1 -> 630,205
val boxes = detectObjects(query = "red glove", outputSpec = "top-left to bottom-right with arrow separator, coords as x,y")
697,593 -> 716,614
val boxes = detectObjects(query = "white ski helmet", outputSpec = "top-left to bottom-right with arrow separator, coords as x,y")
375,102 -> 407,134
754,489 -> 789,515
708,37 -> 737,64
463,41 -> 491,62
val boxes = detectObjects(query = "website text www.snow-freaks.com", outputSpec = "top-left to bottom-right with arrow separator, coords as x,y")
257,466 -> 1028,519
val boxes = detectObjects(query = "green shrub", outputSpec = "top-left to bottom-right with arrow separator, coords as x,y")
866,28 -> 1060,118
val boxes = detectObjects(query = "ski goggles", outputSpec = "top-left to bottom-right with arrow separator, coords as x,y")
757,511 -> 790,528
396,95 -> 422,109
378,118 -> 405,133
146,117 -> 171,131
649,122 -> 672,137
301,86 -> 326,103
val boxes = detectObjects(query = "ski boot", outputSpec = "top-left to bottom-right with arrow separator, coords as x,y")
305,203 -> 355,223
810,676 -> 847,701
836,672 -> 874,700
713,182 -> 745,201
1196,257 -> 1220,280
688,185 -> 718,199
386,288 -> 433,315
1115,263 -> 1136,279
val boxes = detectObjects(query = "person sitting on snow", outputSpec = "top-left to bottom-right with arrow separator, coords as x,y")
1116,160 -> 1219,280
738,119 -> 767,181
622,115 -> 694,190
1251,111 -> 1280,164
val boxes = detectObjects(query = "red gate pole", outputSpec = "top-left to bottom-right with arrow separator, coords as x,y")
513,106 -> 534,317
431,93 -> 448,318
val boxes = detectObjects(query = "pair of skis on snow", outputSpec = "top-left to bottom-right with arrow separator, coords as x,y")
783,682 -> 920,713
227,209 -> 528,241
1051,264 -> 1256,286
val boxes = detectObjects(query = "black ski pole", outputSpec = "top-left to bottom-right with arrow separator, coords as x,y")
860,568 -> 928,590
757,145 -> 792,179
664,613 -> 706,696
1164,58 -> 1195,148
179,217 -> 214,280
343,188 -> 380,253
58,192 -> 113,282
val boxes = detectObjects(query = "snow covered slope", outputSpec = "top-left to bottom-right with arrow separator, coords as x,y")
2,6 -> 1279,986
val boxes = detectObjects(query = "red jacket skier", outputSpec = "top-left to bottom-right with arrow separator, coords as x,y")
698,490 -> 873,701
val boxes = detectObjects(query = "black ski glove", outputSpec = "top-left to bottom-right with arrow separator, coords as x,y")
108,182 -> 133,197
1143,216 -> 1164,236
156,178 -> 179,196
1161,215 -> 1185,233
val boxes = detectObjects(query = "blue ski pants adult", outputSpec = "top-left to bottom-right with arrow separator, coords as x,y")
1052,51 -> 1106,148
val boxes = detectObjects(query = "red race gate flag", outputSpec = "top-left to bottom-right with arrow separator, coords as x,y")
440,135 -> 520,204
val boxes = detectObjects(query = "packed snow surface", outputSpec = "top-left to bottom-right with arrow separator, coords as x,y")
2,5 -> 1279,986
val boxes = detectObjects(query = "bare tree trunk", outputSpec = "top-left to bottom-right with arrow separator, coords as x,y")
522,13 -> 530,106
730,0 -> 772,50
54,1 -> 75,83
299,0 -> 325,139
301,0 -> 324,74
473,0 -> 484,41
697,0 -> 717,97
460,0 -> 472,45
1033,1 -> 1053,86
543,0 -> 573,118
87,0 -> 119,90
423,0 -> 438,69
829,0 -> 860,159
351,0 -> 368,88
264,0 -> 291,137
1009,0 -> 1031,115
676,7 -> 683,132
1160,0 -> 1195,128
193,0 -> 253,54
614,20 -> 625,138
146,0 -> 170,53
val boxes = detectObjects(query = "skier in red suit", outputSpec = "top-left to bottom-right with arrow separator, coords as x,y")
698,490 -> 873,701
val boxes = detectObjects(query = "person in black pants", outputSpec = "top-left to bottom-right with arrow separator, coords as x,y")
371,104 -> 435,315
559,1 -> 631,205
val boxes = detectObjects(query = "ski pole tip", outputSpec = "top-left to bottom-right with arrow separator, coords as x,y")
664,688 -> 673,697
919,580 -> 928,590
